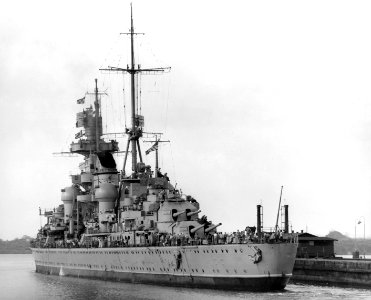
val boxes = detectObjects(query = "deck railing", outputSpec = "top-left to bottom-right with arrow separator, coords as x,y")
31,232 -> 298,249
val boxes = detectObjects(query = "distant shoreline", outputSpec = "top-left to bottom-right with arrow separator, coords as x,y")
0,236 -> 32,254
0,250 -> 32,254
0,252 -> 31,254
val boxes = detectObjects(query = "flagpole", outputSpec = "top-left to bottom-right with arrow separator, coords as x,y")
144,136 -> 169,177
130,4 -> 137,173
155,136 -> 159,178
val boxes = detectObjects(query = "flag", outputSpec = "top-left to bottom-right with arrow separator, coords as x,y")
75,130 -> 84,139
76,97 -> 85,104
145,141 -> 158,155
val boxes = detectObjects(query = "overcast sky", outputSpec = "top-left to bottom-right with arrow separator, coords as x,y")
1,0 -> 371,240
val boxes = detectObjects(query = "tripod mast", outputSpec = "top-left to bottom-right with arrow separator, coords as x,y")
100,3 -> 170,177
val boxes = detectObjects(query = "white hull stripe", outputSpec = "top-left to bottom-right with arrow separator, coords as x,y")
36,264 -> 292,278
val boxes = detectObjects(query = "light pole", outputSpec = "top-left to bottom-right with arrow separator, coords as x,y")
353,219 -> 361,259
355,220 -> 357,247
359,216 -> 366,258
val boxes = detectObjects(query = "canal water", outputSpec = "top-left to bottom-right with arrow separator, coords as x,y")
0,254 -> 369,300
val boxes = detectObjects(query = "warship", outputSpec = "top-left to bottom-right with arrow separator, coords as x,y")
31,6 -> 298,291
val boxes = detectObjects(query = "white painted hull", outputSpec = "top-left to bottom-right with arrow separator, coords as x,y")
32,243 -> 297,291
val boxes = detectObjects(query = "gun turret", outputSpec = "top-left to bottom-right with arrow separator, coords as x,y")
172,210 -> 187,218
205,223 -> 222,233
190,223 -> 205,233
187,209 -> 201,217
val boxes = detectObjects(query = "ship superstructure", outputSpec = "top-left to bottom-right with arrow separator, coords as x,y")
31,6 -> 298,291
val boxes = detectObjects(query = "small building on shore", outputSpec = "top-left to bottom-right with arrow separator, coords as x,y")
296,232 -> 337,258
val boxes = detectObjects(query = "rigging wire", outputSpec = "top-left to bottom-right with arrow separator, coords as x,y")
134,74 -> 139,115
98,33 -> 121,72
139,74 -> 142,115
105,94 -> 108,134
169,142 -> 177,187
163,73 -> 172,135
122,73 -> 127,129
108,73 -> 115,133
107,72 -> 113,132
138,40 -> 142,116
65,125 -> 76,151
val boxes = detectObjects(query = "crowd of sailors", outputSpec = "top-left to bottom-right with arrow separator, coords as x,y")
31,228 -> 297,249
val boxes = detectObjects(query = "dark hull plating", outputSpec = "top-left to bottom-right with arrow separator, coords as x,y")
35,264 -> 290,291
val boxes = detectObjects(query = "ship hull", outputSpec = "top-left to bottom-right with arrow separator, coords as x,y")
31,243 -> 297,291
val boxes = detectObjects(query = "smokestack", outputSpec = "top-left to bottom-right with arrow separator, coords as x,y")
284,205 -> 289,233
69,219 -> 74,235
257,205 -> 262,236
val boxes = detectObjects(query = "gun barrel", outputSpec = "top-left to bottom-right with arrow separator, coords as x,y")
172,210 -> 186,218
186,209 -> 201,217
205,223 -> 222,233
190,224 -> 205,233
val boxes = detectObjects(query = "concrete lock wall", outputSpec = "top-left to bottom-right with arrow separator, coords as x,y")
292,258 -> 371,287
